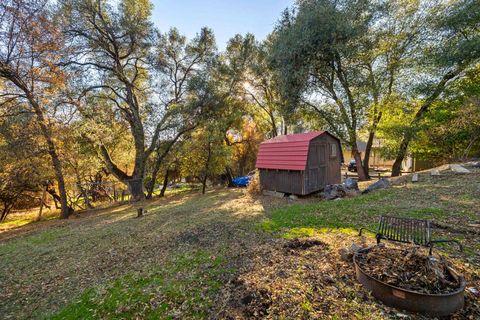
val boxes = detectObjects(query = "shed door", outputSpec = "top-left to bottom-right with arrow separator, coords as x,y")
308,144 -> 326,191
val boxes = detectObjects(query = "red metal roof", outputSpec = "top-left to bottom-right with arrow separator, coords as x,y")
256,131 -> 327,171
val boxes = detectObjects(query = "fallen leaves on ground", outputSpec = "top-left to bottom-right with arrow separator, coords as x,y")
216,234 -> 386,319
215,235 -> 480,320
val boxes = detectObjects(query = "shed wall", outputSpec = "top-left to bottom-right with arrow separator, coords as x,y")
259,169 -> 305,195
325,135 -> 342,185
301,134 -> 342,194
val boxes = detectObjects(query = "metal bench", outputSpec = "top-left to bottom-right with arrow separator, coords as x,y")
358,215 -> 463,255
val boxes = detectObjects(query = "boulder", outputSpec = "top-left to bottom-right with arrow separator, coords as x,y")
321,184 -> 347,200
344,177 -> 359,190
472,162 -> 480,169
431,169 -> 441,176
411,173 -> 419,183
362,178 -> 390,194
449,164 -> 471,174
339,243 -> 363,262
322,179 -> 362,200
288,194 -> 298,201
287,194 -> 298,203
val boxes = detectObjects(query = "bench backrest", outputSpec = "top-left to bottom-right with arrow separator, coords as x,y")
377,215 -> 431,245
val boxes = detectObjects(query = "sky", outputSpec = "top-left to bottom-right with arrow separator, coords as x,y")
151,0 -> 294,50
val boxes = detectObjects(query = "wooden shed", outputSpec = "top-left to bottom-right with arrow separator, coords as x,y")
256,131 -> 344,195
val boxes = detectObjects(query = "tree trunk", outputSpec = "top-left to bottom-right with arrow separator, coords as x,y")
202,143 -> 212,195
28,95 -> 70,218
76,172 -> 92,209
126,177 -> 145,201
146,162 -> 161,199
462,135 -> 479,160
1,201 -> 13,222
159,170 -> 170,198
268,111 -> 278,137
36,187 -> 47,221
46,186 -> 74,216
202,174 -> 208,195
51,158 -> 69,219
145,130 -> 190,199
146,175 -> 156,200
353,149 -> 367,181
225,166 -> 235,187
363,130 -> 375,179
391,138 -> 409,176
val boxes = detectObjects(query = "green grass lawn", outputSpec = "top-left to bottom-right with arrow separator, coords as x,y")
0,171 -> 479,319
51,251 -> 230,320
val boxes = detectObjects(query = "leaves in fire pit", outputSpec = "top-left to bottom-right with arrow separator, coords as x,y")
356,245 -> 462,294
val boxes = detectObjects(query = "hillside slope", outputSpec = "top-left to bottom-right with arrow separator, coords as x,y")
0,171 -> 479,319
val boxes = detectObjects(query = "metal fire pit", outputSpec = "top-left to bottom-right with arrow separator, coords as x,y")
354,247 -> 466,317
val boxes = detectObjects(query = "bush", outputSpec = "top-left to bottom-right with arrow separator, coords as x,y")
247,171 -> 261,195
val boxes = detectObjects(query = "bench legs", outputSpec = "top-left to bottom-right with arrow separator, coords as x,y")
358,228 -> 383,245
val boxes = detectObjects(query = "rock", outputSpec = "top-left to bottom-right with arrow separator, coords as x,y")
467,287 -> 479,295
362,178 -> 390,194
262,190 -> 285,198
472,162 -> 480,168
343,177 -> 359,190
288,194 -> 298,201
431,169 -> 441,176
321,184 -> 347,200
339,247 -> 353,262
351,243 -> 362,253
339,244 -> 365,261
333,197 -> 342,201
322,181 -> 361,200
411,173 -> 419,182
449,164 -> 471,174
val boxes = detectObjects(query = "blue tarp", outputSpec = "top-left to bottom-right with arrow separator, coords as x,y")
232,175 -> 251,187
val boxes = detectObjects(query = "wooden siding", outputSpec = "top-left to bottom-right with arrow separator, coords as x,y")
259,169 -> 305,195
305,142 -> 327,194
325,135 -> 342,185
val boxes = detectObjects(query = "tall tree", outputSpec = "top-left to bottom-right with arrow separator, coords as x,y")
0,0 -> 72,218
0,110 -> 54,221
232,34 -> 287,137
390,0 -> 480,176
382,65 -> 480,165
360,0 -> 424,176
62,0 -> 214,200
145,27 -> 216,199
271,0 -> 380,180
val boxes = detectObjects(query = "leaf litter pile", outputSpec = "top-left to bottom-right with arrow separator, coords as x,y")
216,234 -> 387,319
214,234 -> 480,319
355,245 -> 462,294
